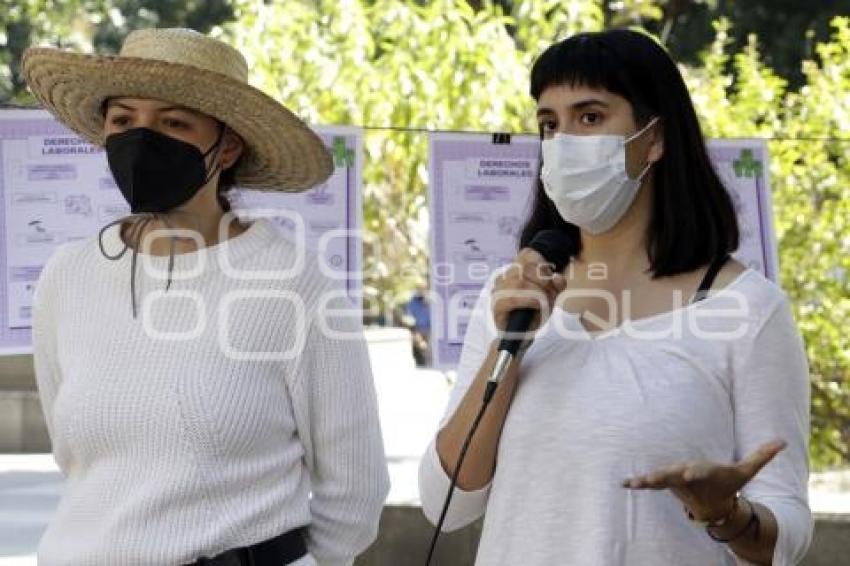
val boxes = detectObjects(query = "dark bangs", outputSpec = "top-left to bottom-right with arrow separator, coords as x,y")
530,33 -> 654,126
520,29 -> 740,278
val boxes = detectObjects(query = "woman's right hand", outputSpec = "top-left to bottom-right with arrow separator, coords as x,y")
490,247 -> 567,336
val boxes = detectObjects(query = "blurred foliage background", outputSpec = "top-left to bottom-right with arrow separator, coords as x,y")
1,0 -> 848,469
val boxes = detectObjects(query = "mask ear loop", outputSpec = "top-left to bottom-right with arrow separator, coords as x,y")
626,116 -> 660,183
201,122 -> 227,185
635,160 -> 654,184
625,116 -> 660,145
157,123 -> 226,302
97,125 -> 228,320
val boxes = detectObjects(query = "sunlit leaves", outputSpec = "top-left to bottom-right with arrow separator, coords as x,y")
1,0 -> 847,467
687,16 -> 850,468
223,0 -> 601,321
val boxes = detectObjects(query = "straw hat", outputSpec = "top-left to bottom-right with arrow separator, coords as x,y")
21,28 -> 333,191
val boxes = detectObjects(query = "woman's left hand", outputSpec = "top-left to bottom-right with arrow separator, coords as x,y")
622,439 -> 786,522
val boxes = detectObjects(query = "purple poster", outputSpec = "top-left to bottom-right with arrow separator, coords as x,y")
427,132 -> 777,369
0,109 -> 362,354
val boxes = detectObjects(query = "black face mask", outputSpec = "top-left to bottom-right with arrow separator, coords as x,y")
104,126 -> 224,213
99,125 -> 225,319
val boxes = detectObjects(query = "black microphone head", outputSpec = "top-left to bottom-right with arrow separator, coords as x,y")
528,229 -> 577,272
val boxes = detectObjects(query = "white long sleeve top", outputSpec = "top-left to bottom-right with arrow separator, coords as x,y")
419,267 -> 812,565
32,218 -> 389,566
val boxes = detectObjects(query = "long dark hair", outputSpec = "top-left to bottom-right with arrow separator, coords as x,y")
216,155 -> 240,213
519,29 -> 739,278
214,121 -> 240,213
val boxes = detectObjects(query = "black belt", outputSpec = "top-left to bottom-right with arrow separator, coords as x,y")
187,527 -> 307,566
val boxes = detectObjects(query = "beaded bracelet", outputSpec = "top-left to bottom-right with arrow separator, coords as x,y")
706,497 -> 761,543
686,493 -> 739,528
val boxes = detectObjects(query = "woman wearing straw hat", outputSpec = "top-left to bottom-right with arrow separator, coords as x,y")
23,28 -> 389,566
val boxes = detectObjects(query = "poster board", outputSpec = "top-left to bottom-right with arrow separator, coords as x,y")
0,109 -> 362,354
428,133 -> 778,369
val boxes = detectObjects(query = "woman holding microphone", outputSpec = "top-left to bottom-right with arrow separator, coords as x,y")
419,30 -> 811,565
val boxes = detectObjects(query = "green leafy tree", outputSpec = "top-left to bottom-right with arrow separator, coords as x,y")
0,0 -> 847,467
222,0 -> 601,321
773,18 -> 850,467
224,2 -> 849,467
0,0 -> 107,102
679,16 -> 850,467
0,0 -> 234,103
608,0 -> 850,87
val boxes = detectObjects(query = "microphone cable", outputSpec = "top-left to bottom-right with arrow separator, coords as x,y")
424,228 -> 576,565
425,386 -> 492,565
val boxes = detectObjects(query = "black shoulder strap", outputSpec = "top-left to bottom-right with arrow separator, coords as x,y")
692,254 -> 731,303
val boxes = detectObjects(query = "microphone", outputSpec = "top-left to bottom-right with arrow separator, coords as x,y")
424,229 -> 576,566
484,229 -> 576,402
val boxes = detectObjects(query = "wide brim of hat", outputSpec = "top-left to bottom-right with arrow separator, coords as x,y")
21,48 -> 333,191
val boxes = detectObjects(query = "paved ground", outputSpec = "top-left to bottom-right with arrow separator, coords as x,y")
2,330 -> 848,564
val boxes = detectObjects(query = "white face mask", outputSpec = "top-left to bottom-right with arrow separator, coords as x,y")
540,116 -> 659,235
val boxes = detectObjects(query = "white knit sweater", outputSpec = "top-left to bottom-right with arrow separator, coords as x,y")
32,218 -> 389,566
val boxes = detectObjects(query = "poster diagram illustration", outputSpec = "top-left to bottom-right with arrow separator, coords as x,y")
0,109 -> 362,354
428,133 -> 778,369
